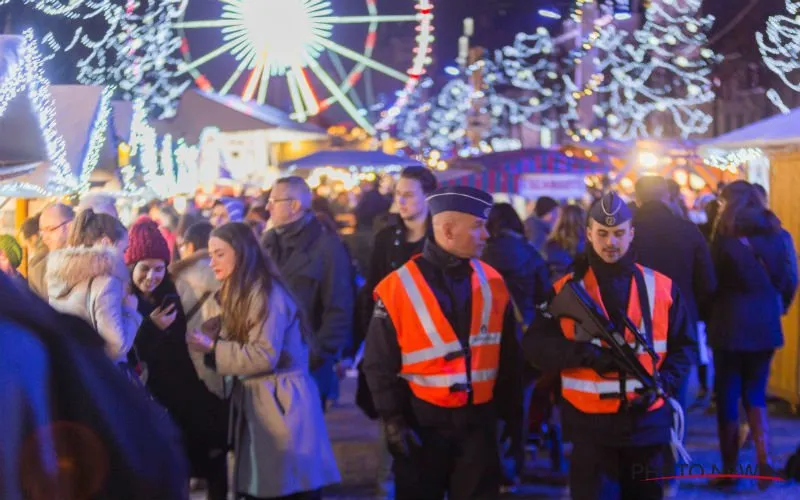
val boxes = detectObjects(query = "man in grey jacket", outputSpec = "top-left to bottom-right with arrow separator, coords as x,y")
262,177 -> 355,410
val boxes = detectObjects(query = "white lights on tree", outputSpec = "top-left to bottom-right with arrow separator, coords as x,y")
703,147 -> 764,172
0,29 -> 76,196
595,0 -> 719,140
78,85 -> 115,194
425,79 -> 473,153
757,0 -> 800,114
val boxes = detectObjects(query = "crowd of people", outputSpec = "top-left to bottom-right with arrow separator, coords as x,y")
0,168 -> 796,500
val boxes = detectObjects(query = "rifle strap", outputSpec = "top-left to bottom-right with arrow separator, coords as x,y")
632,266 -> 654,350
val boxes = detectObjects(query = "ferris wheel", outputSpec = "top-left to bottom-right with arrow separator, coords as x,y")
177,0 -> 435,135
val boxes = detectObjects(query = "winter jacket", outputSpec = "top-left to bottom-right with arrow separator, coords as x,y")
633,201 -> 717,324
207,282 -> 340,497
707,210 -> 798,351
170,250 -> 224,395
262,213 -> 355,400
133,276 -> 228,477
542,238 -> 585,282
27,242 -> 49,299
482,230 -> 551,327
46,246 -> 142,362
525,216 -> 552,251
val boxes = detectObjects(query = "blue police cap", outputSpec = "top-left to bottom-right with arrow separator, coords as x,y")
427,186 -> 494,219
589,191 -> 632,227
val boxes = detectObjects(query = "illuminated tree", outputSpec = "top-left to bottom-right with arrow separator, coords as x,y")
756,0 -> 800,114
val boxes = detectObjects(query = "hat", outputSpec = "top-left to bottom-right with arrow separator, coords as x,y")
125,216 -> 171,266
589,192 -> 632,227
0,235 -> 22,269
427,186 -> 494,219
215,197 -> 245,222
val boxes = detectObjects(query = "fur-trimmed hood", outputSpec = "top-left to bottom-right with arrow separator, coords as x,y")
46,246 -> 130,299
169,250 -> 219,295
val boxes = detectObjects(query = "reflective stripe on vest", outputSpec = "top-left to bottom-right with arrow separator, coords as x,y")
556,265 -> 672,414
374,258 -> 509,408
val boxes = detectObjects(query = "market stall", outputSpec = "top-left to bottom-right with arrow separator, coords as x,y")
702,107 -> 800,408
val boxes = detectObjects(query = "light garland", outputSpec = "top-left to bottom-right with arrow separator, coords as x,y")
703,147 -> 764,172
757,0 -> 800,113
594,0 -> 719,140
0,29 -> 76,195
78,85 -> 115,194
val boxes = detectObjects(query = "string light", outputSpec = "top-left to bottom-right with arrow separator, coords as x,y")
0,29 -> 76,195
703,147 -> 764,172
757,0 -> 800,113
78,85 -> 115,194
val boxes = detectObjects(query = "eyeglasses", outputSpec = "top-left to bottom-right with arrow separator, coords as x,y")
267,198 -> 295,207
39,219 -> 71,234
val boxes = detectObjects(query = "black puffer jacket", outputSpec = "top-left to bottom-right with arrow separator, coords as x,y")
707,209 -> 798,351
482,230 -> 551,327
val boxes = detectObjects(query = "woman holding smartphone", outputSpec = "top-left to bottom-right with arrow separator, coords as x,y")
127,216 -> 229,499
187,222 -> 339,500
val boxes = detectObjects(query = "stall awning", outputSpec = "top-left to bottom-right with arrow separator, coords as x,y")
702,107 -> 800,151
152,90 -> 329,144
441,149 -> 610,192
280,150 -> 422,169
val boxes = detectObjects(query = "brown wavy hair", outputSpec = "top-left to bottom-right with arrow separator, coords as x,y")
547,204 -> 586,256
211,222 -> 309,345
67,209 -> 127,247
714,180 -> 780,239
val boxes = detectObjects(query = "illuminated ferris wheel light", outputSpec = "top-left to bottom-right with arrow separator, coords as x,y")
178,0 -> 434,133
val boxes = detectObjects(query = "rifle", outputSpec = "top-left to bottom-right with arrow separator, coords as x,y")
548,279 -> 666,400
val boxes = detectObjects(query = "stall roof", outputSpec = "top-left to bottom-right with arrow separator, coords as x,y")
280,149 -> 422,169
702,108 -> 800,151
152,89 -> 329,144
442,149 -> 610,192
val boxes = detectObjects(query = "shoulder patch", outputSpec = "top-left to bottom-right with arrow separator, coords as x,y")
372,299 -> 388,319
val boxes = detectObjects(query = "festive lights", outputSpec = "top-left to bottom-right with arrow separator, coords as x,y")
78,85 -> 115,194
0,29 -> 76,195
703,147 -> 765,172
756,0 -> 800,114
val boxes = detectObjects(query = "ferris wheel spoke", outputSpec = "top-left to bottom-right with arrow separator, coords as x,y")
317,15 -> 419,24
176,19 -> 237,29
319,39 -> 408,82
327,51 -> 365,110
306,58 -> 375,134
242,52 -> 268,101
294,67 -> 321,116
220,53 -> 254,95
287,69 -> 308,121
179,38 -> 242,74
257,65 -> 271,105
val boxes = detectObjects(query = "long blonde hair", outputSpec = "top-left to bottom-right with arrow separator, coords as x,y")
546,204 -> 586,256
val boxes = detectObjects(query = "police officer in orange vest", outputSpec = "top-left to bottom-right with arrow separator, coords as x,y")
523,192 -> 696,500
363,186 -> 521,500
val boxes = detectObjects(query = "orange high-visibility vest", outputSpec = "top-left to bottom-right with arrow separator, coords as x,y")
374,258 -> 510,408
554,265 -> 672,414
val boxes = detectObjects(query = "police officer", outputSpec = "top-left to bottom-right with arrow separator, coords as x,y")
523,192 -> 696,500
363,186 -> 521,500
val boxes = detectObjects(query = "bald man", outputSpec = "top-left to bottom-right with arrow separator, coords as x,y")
30,203 -> 75,298
363,186 -> 521,500
261,176 -> 355,410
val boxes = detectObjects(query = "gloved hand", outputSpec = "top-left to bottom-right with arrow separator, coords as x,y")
582,343 -> 620,375
383,416 -> 422,458
628,388 -> 659,414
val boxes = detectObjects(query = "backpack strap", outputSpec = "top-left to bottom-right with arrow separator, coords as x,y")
185,291 -> 212,323
85,277 -> 98,331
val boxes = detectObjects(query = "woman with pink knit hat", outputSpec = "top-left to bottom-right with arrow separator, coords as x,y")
127,216 -> 229,499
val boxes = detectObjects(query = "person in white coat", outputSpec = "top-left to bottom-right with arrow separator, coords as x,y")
187,222 -> 340,500
46,209 -> 142,372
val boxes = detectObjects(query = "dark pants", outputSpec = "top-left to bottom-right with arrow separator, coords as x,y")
713,349 -> 774,424
569,442 -> 666,500
238,489 -> 321,500
393,423 -> 500,500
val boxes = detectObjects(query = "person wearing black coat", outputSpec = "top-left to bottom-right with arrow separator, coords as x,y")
126,218 -> 228,499
706,181 -> 798,490
481,203 -> 551,488
262,176 -> 355,410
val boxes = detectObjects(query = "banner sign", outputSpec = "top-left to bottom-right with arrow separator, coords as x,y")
518,173 -> 586,199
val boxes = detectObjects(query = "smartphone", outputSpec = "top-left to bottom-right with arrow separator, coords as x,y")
160,293 -> 179,310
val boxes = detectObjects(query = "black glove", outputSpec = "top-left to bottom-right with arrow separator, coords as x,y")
383,416 -> 422,458
627,388 -> 659,414
582,343 -> 620,375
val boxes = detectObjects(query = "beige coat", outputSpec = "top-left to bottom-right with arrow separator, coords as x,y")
214,282 -> 340,497
27,243 -> 49,299
46,246 -> 142,363
169,250 -> 224,394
